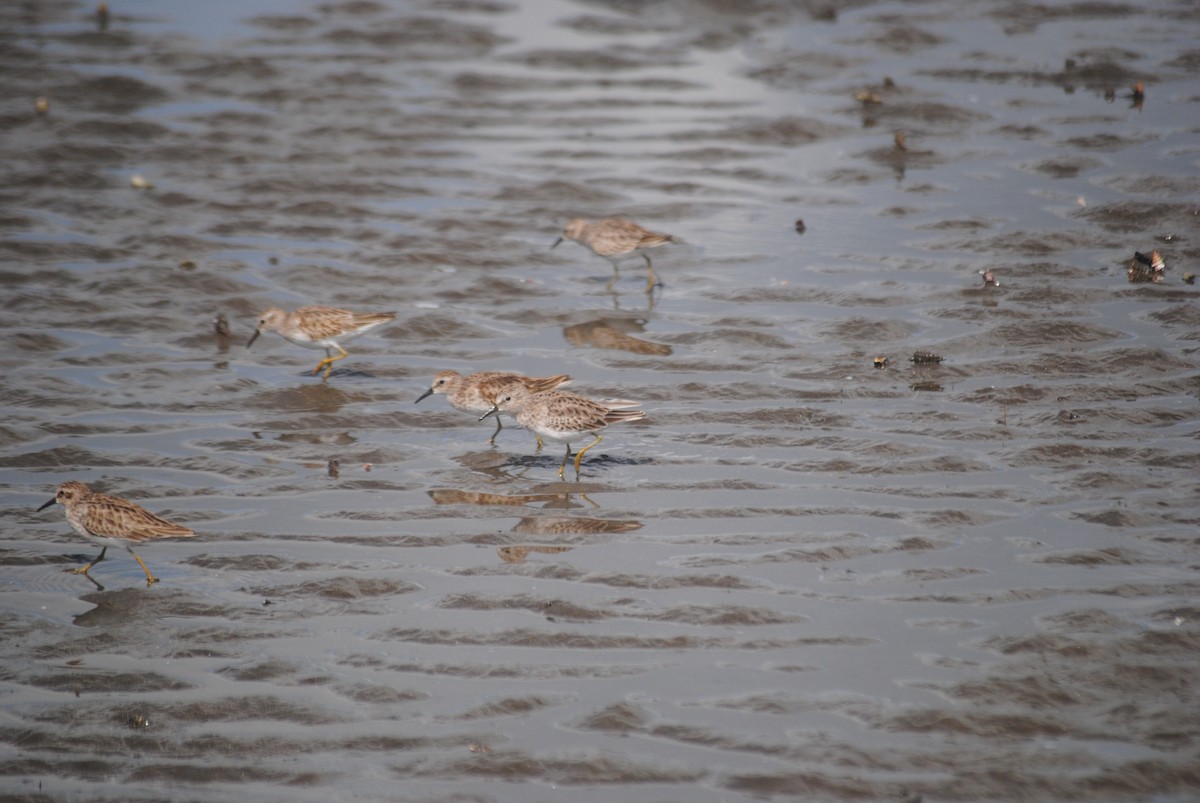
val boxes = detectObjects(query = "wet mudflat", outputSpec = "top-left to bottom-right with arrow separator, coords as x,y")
1,1 -> 1198,801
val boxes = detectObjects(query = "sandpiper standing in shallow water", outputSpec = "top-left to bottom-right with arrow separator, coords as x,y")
246,306 -> 396,381
37,481 -> 197,588
552,218 -> 674,292
415,370 -> 572,445
481,383 -> 646,479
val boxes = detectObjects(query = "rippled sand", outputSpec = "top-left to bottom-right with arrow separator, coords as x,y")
2,1 -> 1198,801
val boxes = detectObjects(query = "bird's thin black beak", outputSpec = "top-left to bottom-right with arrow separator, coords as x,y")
550,237 -> 564,250
479,405 -> 499,421
246,329 -> 262,348
37,497 -> 57,512
415,388 -> 434,404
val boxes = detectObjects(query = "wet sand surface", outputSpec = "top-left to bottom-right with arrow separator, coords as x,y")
2,1 -> 1198,800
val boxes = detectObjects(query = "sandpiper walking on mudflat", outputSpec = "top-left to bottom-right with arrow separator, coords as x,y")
37,481 -> 197,588
552,217 -> 674,292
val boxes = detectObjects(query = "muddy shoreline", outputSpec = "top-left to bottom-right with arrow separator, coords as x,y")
1,1 -> 1198,801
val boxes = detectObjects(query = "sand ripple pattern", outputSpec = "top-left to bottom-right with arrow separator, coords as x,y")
1,1 -> 1198,801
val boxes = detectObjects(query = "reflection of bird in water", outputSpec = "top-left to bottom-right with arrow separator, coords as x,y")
251,382 -> 352,418
482,384 -> 646,479
498,545 -> 573,564
428,489 -> 566,507
415,370 -> 571,446
37,481 -> 196,589
552,218 -> 674,292
563,319 -> 671,356
246,306 -> 395,381
512,517 -> 642,535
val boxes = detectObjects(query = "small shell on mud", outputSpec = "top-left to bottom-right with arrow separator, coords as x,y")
1135,250 -> 1165,272
1127,250 -> 1165,283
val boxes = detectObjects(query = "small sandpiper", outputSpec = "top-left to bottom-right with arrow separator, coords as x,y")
416,370 -> 572,445
552,217 -> 674,292
247,305 -> 396,381
482,384 -> 646,479
37,481 -> 197,588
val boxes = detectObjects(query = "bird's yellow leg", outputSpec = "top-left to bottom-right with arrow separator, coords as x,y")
487,415 -> 503,446
642,254 -> 657,290
605,265 -> 620,290
534,432 -> 544,450
67,546 -> 108,575
573,433 -> 603,477
557,443 -> 572,479
310,348 -> 332,377
129,549 -> 159,586
312,346 -> 350,381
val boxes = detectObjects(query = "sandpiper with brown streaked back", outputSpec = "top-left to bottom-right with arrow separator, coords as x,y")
37,481 -> 197,589
481,383 -> 646,479
246,305 -> 396,381
415,370 -> 572,445
552,217 -> 674,292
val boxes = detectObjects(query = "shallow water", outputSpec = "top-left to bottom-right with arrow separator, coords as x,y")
1,0 -> 1198,801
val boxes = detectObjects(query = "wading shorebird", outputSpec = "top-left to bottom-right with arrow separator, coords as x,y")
552,217 -> 674,292
37,481 -> 197,589
415,370 -> 572,446
482,383 -> 645,479
246,305 -> 396,381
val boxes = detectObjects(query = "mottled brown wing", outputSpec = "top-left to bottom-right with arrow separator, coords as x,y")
603,409 -> 646,425
297,307 -> 359,340
600,399 -> 642,409
468,372 -> 526,406
541,392 -> 614,431
523,374 -> 572,393
83,493 -> 196,542
636,230 -> 673,248
470,373 -> 569,406
351,311 -> 397,328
